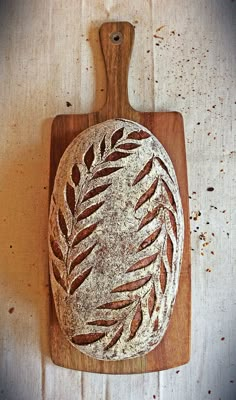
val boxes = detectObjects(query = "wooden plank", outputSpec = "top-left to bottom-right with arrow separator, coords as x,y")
43,369 -> 160,400
49,22 -> 190,373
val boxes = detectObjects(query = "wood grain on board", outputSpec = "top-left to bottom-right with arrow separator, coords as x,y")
49,21 -> 191,373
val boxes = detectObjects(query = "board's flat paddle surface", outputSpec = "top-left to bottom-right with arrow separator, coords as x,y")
49,21 -> 191,373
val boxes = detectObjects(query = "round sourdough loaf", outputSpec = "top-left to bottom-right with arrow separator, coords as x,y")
48,118 -> 184,360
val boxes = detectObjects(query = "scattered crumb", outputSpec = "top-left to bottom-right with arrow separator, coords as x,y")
221,337 -> 225,341
66,101 -> 72,107
176,370 -> 180,374
8,307 -> 15,314
206,268 -> 212,272
153,34 -> 163,39
156,25 -> 165,32
191,210 -> 201,221
199,232 -> 207,241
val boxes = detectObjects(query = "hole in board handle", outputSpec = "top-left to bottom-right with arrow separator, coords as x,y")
110,32 -> 123,45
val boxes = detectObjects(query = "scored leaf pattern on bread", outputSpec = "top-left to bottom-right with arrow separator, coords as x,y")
49,123 -> 181,354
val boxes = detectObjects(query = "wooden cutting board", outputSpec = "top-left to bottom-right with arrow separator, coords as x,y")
49,21 -> 191,373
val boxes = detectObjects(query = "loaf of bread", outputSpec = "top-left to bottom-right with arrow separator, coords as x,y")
48,119 -> 184,361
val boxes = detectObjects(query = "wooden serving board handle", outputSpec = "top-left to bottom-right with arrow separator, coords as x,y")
99,22 -> 136,119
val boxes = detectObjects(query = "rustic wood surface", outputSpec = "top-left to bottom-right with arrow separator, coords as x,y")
50,21 -> 190,373
0,0 -> 235,399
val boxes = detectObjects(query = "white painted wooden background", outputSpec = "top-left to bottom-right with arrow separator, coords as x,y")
0,1 -> 235,399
